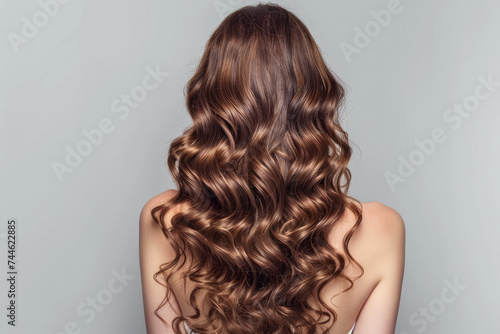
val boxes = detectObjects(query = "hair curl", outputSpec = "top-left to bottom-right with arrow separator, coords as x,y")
151,3 -> 363,333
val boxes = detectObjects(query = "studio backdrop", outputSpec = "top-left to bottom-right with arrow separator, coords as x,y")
1,0 -> 499,333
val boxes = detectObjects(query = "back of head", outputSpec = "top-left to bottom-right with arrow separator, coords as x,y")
151,3 -> 363,334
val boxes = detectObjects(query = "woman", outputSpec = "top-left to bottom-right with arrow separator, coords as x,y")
139,3 -> 405,334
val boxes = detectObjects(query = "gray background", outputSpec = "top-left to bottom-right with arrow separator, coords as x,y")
1,0 -> 498,333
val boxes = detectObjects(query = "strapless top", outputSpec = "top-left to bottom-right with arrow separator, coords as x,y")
183,320 -> 356,334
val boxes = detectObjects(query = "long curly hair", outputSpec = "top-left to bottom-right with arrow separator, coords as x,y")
150,3 -> 363,334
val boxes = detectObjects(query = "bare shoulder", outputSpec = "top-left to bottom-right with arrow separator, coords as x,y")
141,189 -> 179,213
139,189 -> 184,333
339,201 -> 405,279
359,201 -> 405,240
345,202 -> 406,333
357,201 -> 406,279
341,201 -> 405,241
139,188 -> 181,246
139,189 -> 181,225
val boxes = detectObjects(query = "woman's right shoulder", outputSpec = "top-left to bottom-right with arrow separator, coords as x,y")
346,201 -> 406,333
359,201 -> 405,239
354,201 -> 406,280
332,201 -> 405,265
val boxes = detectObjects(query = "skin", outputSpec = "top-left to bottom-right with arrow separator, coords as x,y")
140,189 -> 405,334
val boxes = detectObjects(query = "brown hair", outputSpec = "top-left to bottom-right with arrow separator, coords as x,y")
151,3 -> 363,333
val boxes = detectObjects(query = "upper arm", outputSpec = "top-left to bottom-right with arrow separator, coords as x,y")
353,202 -> 406,334
139,189 -> 184,334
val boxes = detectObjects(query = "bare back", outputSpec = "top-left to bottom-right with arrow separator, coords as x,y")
156,199 -> 405,334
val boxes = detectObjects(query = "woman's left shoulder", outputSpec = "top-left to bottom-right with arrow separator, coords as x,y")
144,189 -> 179,208
143,188 -> 182,210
